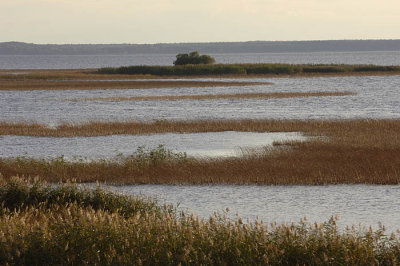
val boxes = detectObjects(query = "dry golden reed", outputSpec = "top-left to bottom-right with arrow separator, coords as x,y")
0,80 -> 269,91
1,119 -> 400,185
2,68 -> 399,83
68,91 -> 354,102
1,177 -> 400,265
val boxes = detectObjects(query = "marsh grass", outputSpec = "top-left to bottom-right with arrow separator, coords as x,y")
0,175 -> 170,217
0,79 -> 267,91
0,177 -> 400,265
0,118 -> 396,138
1,119 -> 400,184
68,91 -> 354,102
99,63 -> 400,76
0,69 -> 149,81
1,68 -> 399,85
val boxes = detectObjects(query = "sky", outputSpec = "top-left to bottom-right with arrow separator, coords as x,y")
1,0 -> 399,44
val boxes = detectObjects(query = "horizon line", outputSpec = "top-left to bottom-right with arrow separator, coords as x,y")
2,39 -> 400,46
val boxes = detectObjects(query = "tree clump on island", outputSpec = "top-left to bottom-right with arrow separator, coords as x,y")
173,51 -> 216,65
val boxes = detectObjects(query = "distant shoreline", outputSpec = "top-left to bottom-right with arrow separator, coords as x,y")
1,39 -> 399,55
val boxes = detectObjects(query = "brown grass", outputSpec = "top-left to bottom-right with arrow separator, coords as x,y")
0,80 -> 269,91
1,119 -> 400,185
0,69 -> 151,80
0,119 -> 395,139
1,69 -> 399,82
68,91 -> 355,102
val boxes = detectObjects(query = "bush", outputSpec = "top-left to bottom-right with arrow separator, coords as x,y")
173,51 -> 215,65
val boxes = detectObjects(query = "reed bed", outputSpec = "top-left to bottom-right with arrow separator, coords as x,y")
0,119 -> 397,138
1,68 -> 399,84
0,69 -> 153,81
99,63 -> 400,76
0,80 -> 267,91
68,91 -> 354,102
1,177 -> 400,265
1,119 -> 400,184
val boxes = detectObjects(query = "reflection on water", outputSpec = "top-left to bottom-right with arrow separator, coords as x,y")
109,184 -> 400,233
0,131 -> 306,159
1,75 -> 400,124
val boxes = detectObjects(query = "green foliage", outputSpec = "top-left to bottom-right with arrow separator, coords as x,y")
302,65 -> 347,73
102,64 -> 246,76
132,145 -> 187,164
173,51 -> 216,65
0,176 -> 172,217
97,67 -> 117,74
98,63 -> 400,76
353,65 -> 400,72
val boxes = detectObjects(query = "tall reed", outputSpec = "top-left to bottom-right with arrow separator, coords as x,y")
1,177 -> 400,265
98,63 -> 400,76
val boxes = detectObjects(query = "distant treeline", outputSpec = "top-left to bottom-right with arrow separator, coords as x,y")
98,63 -> 400,76
1,40 -> 400,55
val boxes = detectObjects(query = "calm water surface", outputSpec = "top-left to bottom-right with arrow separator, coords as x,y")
0,132 -> 306,159
1,51 -> 400,69
109,184 -> 400,233
2,53 -> 400,230
1,75 -> 399,124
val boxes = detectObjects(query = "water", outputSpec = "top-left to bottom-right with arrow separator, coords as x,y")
1,51 -> 400,69
1,52 -> 400,230
110,184 -> 400,233
1,75 -> 399,125
0,131 -> 306,159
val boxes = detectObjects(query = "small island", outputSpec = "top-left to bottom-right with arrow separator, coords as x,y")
173,51 -> 215,65
98,56 -> 400,76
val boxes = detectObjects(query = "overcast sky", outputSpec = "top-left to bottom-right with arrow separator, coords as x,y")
1,0 -> 399,44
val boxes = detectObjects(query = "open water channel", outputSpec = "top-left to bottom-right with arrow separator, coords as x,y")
1,53 -> 400,231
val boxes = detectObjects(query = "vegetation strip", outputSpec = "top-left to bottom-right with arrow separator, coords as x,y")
1,119 -> 400,185
1,69 -> 399,84
0,80 -> 269,91
68,91 -> 355,102
99,63 -> 400,76
1,177 -> 399,265
0,118 -> 394,137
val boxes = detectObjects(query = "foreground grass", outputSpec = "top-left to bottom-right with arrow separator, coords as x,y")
0,177 -> 400,265
99,63 -> 400,76
1,119 -> 400,185
68,91 -> 355,102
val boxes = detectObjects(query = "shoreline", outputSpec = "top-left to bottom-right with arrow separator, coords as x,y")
1,68 -> 400,80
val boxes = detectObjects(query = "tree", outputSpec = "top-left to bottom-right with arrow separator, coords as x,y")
173,51 -> 215,65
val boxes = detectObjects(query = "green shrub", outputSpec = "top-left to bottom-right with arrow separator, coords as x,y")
302,65 -> 347,73
173,51 -> 215,65
353,65 -> 400,72
98,63 -> 400,76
